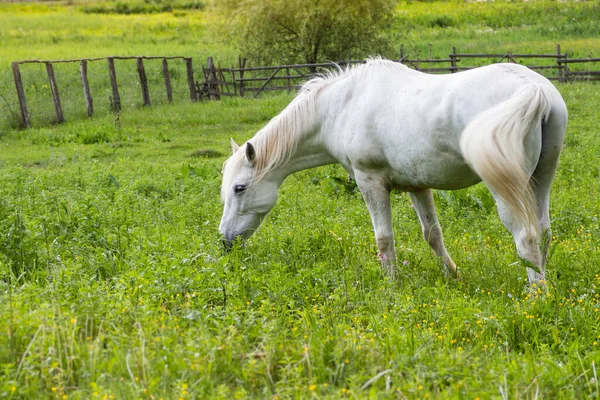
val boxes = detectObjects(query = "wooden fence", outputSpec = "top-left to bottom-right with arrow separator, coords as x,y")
11,55 -> 205,128
205,59 -> 364,99
11,45 -> 600,128
207,45 -> 600,99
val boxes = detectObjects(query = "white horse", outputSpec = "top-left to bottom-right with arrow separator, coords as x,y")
220,59 -> 567,284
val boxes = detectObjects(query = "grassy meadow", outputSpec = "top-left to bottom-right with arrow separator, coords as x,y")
1,1 -> 600,398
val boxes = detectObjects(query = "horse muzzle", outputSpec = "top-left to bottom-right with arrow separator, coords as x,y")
222,238 -> 233,251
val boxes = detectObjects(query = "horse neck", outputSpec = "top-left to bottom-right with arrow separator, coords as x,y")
268,129 -> 336,184
255,89 -> 337,184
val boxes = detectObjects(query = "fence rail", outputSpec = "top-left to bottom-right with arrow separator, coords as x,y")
11,44 -> 600,128
206,45 -> 599,99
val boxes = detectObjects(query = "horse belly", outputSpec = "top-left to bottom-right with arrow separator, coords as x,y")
386,155 -> 481,191
347,138 -> 481,191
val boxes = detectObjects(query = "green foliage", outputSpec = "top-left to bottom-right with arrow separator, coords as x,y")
220,0 -> 399,64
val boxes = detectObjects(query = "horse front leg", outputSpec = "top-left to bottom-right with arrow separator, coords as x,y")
354,171 -> 397,278
409,190 -> 461,279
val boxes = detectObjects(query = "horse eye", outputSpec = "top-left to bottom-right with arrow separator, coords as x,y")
234,184 -> 246,194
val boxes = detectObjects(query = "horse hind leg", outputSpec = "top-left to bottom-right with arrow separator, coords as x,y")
409,190 -> 461,279
531,104 -> 567,277
493,118 -> 564,285
493,196 -> 545,284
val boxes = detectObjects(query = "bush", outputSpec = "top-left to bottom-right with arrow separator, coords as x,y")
220,0 -> 399,65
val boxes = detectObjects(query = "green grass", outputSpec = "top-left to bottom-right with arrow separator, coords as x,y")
1,1 -> 600,399
1,88 -> 599,398
395,1 -> 600,57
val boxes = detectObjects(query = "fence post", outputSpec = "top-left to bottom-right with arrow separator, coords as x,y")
137,57 -> 151,106
556,44 -> 564,83
218,66 -> 228,96
207,57 -> 220,100
238,57 -> 246,97
11,62 -> 30,128
450,47 -> 457,73
563,52 -> 569,83
107,57 -> 121,112
80,60 -> 94,117
162,59 -> 173,103
46,62 -> 65,124
231,66 -> 237,96
217,61 -> 223,95
185,58 -> 197,101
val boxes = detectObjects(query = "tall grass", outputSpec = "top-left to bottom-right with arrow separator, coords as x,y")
1,1 -> 600,398
1,82 -> 599,398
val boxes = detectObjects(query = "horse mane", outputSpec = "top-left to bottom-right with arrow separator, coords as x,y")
221,58 -> 409,198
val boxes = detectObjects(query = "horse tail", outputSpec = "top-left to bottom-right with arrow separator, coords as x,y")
459,83 -> 553,236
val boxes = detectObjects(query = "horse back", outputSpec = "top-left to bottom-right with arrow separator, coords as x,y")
318,62 -> 563,191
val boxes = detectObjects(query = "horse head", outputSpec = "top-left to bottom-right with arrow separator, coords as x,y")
219,139 -> 279,248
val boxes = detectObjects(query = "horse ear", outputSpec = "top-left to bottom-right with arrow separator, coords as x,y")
230,138 -> 239,153
245,142 -> 256,166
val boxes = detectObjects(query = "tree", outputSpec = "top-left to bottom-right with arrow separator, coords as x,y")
220,0 -> 398,65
